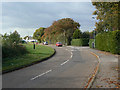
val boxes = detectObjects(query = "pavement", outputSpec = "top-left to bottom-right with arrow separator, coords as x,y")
89,48 -> 119,88
2,45 -> 98,88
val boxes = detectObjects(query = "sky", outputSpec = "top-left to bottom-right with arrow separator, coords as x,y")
1,2 -> 97,37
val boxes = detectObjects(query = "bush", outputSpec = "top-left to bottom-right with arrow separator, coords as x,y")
89,39 -> 94,48
71,38 -> 89,46
82,38 -> 89,46
2,45 -> 27,58
95,30 -> 120,54
71,39 -> 82,46
2,31 -> 28,58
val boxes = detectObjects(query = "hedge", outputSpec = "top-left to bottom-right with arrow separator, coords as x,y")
95,30 -> 120,54
71,38 -> 89,46
89,39 -> 94,48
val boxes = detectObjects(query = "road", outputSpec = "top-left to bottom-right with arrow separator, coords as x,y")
2,45 -> 98,88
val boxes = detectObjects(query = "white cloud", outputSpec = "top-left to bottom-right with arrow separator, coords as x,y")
2,27 -> 37,37
2,2 -> 96,36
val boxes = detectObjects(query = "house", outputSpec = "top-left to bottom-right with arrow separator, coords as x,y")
23,36 -> 38,42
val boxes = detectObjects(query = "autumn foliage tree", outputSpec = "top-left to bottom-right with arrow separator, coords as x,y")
43,18 -> 80,45
92,2 -> 119,33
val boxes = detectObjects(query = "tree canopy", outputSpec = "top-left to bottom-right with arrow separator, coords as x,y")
42,18 -> 80,45
92,2 -> 119,33
33,27 -> 45,43
72,29 -> 82,39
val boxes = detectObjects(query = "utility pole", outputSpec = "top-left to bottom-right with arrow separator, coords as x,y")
92,16 -> 96,48
63,29 -> 66,45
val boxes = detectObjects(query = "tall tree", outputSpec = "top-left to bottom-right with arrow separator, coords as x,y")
44,18 -> 80,45
73,29 -> 82,39
92,2 -> 119,32
82,31 -> 90,38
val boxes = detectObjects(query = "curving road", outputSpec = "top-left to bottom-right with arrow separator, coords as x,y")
2,45 -> 98,88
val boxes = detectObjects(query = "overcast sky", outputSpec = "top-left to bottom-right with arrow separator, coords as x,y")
2,2 -> 96,37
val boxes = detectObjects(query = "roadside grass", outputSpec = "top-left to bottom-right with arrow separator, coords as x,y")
2,44 -> 55,72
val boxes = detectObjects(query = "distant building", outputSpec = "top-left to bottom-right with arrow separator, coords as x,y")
23,36 -> 37,42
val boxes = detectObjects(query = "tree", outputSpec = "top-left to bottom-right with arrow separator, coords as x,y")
92,2 -> 119,32
82,31 -> 90,38
73,29 -> 82,39
24,36 -> 29,40
33,27 -> 45,43
2,31 -> 27,58
44,18 -> 80,45
2,31 -> 21,47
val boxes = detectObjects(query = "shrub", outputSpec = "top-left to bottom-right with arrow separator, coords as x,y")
2,45 -> 27,58
89,39 -> 94,48
95,30 -> 120,54
71,38 -> 89,46
2,31 -> 28,58
71,39 -> 82,46
82,38 -> 89,46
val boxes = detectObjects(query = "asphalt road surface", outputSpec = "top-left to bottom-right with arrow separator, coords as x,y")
2,45 -> 98,88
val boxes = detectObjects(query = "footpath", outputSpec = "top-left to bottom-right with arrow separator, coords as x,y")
89,48 -> 119,88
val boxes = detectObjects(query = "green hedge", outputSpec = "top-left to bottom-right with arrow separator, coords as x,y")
71,38 -> 89,46
82,38 -> 89,46
89,39 -> 94,48
95,30 -> 120,54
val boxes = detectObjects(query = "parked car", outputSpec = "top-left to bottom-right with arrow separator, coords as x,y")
56,42 -> 62,47
43,41 -> 48,45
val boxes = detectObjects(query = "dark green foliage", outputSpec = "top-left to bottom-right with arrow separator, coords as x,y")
73,29 -> 82,39
82,38 -> 89,46
71,38 -> 89,46
95,30 -> 120,54
2,31 -> 28,58
82,31 -> 90,38
2,45 -> 27,59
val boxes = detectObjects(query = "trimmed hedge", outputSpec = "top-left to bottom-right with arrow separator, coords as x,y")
89,39 -> 94,48
95,30 -> 120,54
71,38 -> 89,46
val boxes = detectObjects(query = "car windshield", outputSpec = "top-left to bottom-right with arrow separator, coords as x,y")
57,42 -> 62,44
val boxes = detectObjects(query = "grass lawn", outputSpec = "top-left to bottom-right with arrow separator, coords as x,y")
2,44 -> 55,72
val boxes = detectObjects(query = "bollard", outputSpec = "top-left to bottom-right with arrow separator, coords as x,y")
33,43 -> 35,49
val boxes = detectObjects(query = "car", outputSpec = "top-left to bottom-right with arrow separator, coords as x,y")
56,42 -> 62,47
43,41 -> 48,45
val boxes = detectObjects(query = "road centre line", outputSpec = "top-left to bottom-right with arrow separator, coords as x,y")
31,69 -> 52,80
70,52 -> 73,58
65,48 -> 73,59
61,60 -> 69,66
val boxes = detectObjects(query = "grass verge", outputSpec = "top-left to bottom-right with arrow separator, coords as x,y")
2,44 -> 55,73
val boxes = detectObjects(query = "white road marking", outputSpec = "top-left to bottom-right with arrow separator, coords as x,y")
65,48 -> 73,59
70,52 -> 73,58
61,60 -> 69,66
31,69 -> 52,80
